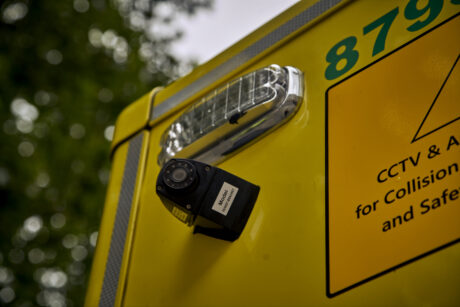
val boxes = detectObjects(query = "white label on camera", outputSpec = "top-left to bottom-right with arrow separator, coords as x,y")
212,182 -> 239,216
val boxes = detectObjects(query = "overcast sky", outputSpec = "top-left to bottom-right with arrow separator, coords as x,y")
170,0 -> 299,64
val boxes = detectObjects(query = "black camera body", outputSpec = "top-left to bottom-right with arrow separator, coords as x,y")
156,159 -> 260,241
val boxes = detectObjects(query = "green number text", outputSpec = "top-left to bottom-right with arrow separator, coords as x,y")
325,36 -> 359,80
363,7 -> 399,56
404,0 -> 444,32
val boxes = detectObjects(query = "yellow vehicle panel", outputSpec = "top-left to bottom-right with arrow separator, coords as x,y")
86,0 -> 460,306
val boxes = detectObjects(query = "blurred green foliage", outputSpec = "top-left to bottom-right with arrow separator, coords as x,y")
0,0 -> 211,306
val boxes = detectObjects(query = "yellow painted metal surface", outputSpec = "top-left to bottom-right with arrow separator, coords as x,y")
327,15 -> 460,296
111,88 -> 159,152
85,131 -> 149,306
87,0 -> 460,306
86,136 -> 129,306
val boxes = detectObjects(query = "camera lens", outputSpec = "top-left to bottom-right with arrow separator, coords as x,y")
171,168 -> 187,183
162,160 -> 197,190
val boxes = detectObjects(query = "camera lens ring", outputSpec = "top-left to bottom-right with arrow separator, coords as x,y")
162,160 -> 197,190
171,168 -> 187,183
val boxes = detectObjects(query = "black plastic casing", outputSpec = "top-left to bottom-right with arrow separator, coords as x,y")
156,159 -> 214,222
197,168 -> 260,235
156,159 -> 260,241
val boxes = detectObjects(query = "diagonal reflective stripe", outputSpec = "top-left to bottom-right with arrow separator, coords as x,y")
151,0 -> 343,121
99,133 -> 144,307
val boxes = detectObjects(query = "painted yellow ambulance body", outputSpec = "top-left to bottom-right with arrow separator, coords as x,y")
86,0 -> 460,306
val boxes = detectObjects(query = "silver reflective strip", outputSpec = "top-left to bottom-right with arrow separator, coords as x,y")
151,0 -> 343,120
99,133 -> 144,307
